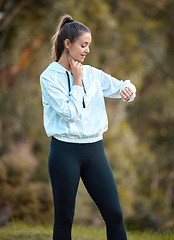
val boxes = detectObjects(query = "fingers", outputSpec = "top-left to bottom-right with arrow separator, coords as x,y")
120,87 -> 133,102
67,51 -> 80,65
67,52 -> 83,69
66,51 -> 83,85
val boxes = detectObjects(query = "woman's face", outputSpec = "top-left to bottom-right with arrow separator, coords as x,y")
68,32 -> 91,63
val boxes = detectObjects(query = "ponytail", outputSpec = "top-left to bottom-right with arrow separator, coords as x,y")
52,14 -> 91,61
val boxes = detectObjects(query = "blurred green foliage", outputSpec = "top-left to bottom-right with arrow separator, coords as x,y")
0,0 -> 174,230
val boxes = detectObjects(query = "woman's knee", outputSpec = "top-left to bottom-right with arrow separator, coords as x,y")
103,206 -> 124,225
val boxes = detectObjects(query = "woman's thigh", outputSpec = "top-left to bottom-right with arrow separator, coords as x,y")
48,138 -> 82,216
81,141 -> 123,222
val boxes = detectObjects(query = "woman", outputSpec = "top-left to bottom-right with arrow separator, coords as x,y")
40,14 -> 136,240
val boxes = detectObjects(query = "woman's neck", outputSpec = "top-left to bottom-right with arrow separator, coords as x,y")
58,52 -> 71,73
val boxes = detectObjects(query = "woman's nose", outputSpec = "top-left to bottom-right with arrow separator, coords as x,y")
85,46 -> 90,54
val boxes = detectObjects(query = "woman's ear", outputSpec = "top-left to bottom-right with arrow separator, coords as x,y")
64,39 -> 71,50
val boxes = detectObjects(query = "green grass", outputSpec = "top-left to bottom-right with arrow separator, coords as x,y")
0,222 -> 173,240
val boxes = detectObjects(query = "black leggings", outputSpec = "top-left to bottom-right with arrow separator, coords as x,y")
48,137 -> 127,240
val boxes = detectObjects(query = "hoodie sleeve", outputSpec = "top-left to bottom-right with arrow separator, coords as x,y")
40,72 -> 84,122
92,67 -> 136,102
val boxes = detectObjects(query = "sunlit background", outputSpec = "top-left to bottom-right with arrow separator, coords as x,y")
0,0 -> 174,231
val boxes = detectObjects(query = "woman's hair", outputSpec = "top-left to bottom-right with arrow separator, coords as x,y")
52,14 -> 91,61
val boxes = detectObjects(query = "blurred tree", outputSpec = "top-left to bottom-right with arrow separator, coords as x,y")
0,142 -> 53,224
125,0 -> 174,222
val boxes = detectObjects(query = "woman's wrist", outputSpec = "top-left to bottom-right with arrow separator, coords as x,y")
73,78 -> 82,86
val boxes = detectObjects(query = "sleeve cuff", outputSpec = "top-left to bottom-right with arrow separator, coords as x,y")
71,85 -> 83,92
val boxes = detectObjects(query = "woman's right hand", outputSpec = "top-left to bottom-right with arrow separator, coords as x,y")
67,52 -> 83,86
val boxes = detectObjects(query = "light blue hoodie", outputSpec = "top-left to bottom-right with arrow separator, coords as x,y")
40,62 -> 136,143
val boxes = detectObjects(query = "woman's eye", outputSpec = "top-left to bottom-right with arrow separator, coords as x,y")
82,46 -> 86,48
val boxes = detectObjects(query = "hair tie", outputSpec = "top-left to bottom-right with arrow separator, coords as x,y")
69,20 -> 74,23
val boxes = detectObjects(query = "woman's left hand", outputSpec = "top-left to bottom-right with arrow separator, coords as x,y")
120,87 -> 133,102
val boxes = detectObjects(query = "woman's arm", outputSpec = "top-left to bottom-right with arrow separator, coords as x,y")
40,73 -> 84,122
94,68 -> 136,102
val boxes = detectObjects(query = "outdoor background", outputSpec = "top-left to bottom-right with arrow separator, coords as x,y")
0,0 -> 174,232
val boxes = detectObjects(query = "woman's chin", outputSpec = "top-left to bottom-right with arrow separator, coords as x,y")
73,56 -> 85,63
80,58 -> 85,63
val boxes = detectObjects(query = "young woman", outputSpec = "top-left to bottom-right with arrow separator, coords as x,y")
40,14 -> 136,240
